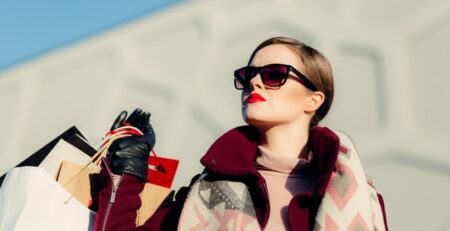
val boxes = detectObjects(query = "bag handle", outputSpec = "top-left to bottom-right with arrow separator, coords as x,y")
61,126 -> 143,204
149,149 -> 168,173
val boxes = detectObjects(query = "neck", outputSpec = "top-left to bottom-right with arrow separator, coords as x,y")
256,120 -> 310,159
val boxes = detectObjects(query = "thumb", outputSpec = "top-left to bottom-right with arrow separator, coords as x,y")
111,111 -> 128,131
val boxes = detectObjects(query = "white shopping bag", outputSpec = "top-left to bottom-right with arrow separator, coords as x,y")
39,138 -> 92,177
0,167 -> 95,231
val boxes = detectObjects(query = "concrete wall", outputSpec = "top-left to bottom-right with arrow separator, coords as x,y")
1,0 -> 449,229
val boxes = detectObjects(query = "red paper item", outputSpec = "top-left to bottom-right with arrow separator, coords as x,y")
147,150 -> 179,188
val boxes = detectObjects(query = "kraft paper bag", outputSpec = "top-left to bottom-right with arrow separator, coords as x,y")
56,160 -> 101,208
56,160 -> 173,226
136,182 -> 173,226
0,167 -> 95,231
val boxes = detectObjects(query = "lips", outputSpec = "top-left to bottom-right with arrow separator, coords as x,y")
246,93 -> 266,104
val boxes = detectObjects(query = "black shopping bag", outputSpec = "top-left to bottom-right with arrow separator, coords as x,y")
0,126 -> 96,187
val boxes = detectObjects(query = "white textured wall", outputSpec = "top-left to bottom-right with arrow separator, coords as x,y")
1,0 -> 449,230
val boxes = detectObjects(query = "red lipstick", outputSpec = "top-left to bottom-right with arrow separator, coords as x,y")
247,93 -> 266,104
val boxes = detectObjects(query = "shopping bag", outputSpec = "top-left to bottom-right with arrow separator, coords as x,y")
55,127 -> 136,207
136,181 -> 173,226
0,126 -> 96,187
56,160 -> 173,226
148,150 -> 179,188
56,160 -> 101,207
40,139 -> 93,177
56,126 -> 178,226
0,167 -> 95,231
14,126 -> 94,167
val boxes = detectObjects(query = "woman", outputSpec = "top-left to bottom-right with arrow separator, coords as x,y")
93,37 -> 388,231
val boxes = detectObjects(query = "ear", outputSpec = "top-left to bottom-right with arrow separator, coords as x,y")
304,91 -> 325,113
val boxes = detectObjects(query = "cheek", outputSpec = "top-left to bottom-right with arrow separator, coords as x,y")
272,86 -> 306,112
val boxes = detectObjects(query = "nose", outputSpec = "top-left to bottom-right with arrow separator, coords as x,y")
249,74 -> 264,90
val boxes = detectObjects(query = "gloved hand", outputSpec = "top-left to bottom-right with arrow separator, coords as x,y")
107,108 -> 156,181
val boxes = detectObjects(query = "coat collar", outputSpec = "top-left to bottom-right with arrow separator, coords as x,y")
200,125 -> 341,195
200,126 -> 260,178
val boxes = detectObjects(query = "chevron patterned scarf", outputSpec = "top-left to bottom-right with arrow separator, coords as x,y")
313,132 -> 386,231
177,132 -> 386,231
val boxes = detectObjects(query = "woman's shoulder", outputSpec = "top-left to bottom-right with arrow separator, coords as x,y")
326,128 -> 358,154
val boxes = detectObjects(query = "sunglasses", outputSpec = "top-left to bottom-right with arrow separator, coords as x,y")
234,63 -> 317,91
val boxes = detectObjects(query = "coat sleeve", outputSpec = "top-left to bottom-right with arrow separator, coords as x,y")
93,159 -> 194,231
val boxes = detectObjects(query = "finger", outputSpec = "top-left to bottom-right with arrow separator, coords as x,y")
126,108 -> 142,126
111,111 -> 128,131
144,112 -> 153,134
136,111 -> 150,133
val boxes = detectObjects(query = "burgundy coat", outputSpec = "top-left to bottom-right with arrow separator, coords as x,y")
93,126 -> 388,231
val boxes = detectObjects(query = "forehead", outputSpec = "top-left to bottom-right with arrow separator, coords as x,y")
250,44 -> 304,70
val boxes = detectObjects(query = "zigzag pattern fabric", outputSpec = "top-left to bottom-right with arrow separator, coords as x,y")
177,131 -> 386,231
313,132 -> 386,231
178,177 -> 260,231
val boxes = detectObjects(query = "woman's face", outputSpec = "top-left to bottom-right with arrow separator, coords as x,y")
241,44 -> 314,128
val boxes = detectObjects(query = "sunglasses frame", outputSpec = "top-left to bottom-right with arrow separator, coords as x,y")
234,63 -> 318,91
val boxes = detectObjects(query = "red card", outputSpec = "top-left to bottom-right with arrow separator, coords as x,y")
147,150 -> 179,188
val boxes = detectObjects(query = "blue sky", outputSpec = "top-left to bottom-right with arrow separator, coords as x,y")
0,0 -> 186,72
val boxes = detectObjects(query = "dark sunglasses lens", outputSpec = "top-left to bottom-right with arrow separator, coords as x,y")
261,65 -> 289,86
234,78 -> 244,89
234,67 -> 258,89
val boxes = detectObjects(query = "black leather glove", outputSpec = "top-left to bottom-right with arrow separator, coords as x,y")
107,108 -> 156,181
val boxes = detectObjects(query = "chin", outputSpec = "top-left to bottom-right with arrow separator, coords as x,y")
243,115 -> 278,128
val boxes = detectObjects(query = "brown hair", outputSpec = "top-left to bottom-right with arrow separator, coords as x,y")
247,37 -> 334,128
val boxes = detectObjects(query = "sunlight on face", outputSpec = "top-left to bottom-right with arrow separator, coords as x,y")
241,44 -> 313,129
